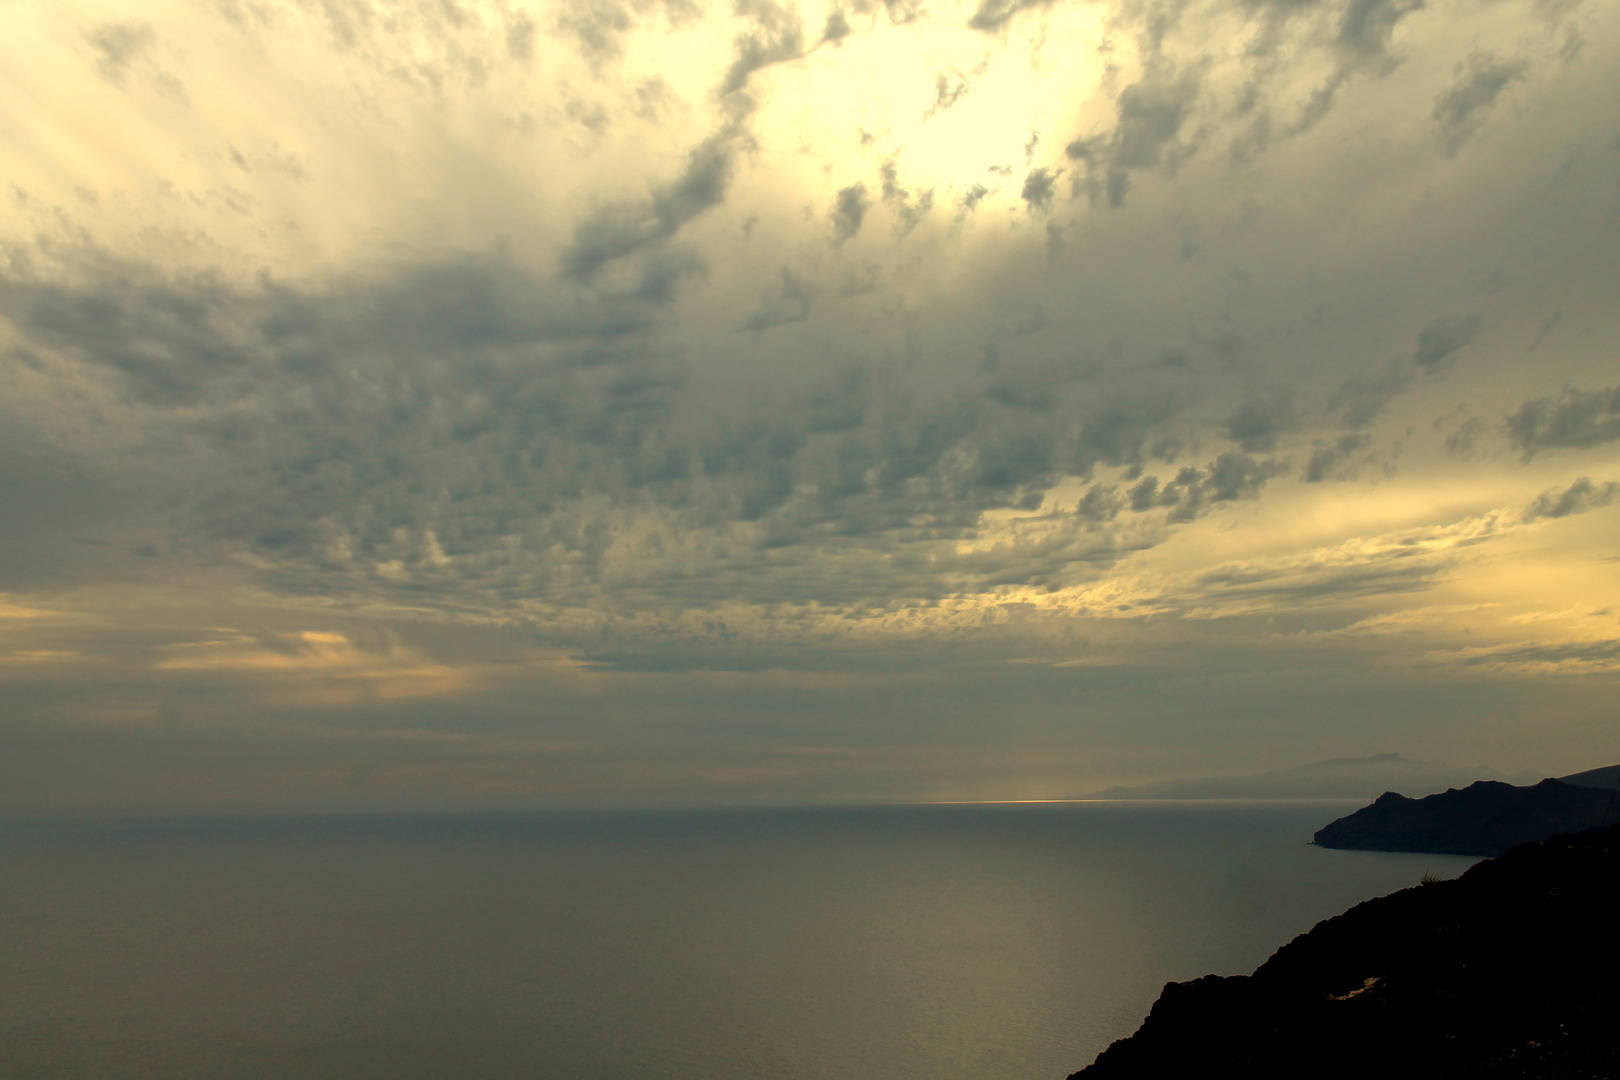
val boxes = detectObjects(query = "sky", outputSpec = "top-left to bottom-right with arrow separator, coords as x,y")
0,0 -> 1617,813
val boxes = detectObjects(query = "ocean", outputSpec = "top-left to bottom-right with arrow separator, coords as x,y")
0,801 -> 1476,1080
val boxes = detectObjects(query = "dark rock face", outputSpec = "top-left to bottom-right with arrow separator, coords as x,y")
1313,778 -> 1616,856
1068,825 -> 1620,1080
1562,762 -> 1620,790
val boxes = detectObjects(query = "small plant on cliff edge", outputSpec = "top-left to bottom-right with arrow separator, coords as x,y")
1419,870 -> 1443,886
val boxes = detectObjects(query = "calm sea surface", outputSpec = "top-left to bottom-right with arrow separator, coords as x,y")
0,802 -> 1476,1080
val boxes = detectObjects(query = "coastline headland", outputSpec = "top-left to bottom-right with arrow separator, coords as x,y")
1068,824 -> 1620,1079
1312,777 -> 1617,856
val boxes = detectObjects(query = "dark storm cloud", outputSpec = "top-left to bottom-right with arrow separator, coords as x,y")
1066,65 -> 1201,207
1304,433 -> 1370,482
720,0 -> 806,96
1076,483 -> 1123,523
831,184 -> 871,242
4,268 -> 246,405
1,247 -> 697,404
1112,452 -> 1286,524
1524,477 -> 1620,520
1020,168 -> 1056,211
1334,0 -> 1420,61
0,245 -> 698,563
1331,364 -> 1411,428
1062,394 -> 1182,474
1128,475 -> 1160,512
966,0 -> 1054,32
564,133 -> 737,280
1168,452 -> 1288,521
1281,0 -> 1424,134
957,184 -> 990,217
1505,386 -> 1620,456
1412,315 -> 1481,369
1433,53 -> 1527,156
1220,0 -> 1430,159
819,9 -> 851,41
879,164 -> 933,234
972,429 -> 1056,493
1331,317 -> 1479,428
0,232 -> 1243,616
1225,393 -> 1295,452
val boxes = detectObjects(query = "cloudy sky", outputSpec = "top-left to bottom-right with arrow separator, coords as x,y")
1,0 -> 1616,812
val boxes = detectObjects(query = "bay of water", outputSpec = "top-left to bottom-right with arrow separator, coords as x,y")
0,802 -> 1475,1080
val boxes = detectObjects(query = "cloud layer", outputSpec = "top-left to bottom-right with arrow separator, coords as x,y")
0,0 -> 1617,809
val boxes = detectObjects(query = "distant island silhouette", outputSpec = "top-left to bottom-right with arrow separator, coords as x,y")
1068,824 -> 1620,1079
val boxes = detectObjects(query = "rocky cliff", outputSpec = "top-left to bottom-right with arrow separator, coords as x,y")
1068,825 -> 1620,1079
1313,777 -> 1615,856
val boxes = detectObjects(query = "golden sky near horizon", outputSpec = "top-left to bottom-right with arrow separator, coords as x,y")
1,0 -> 1617,810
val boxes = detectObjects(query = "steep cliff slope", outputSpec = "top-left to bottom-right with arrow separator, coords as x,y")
1070,826 -> 1620,1079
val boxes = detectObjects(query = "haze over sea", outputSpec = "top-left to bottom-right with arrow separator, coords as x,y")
2,802 -> 1472,1080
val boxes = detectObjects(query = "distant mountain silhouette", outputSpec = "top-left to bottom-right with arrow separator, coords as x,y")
1069,825 -> 1620,1079
1078,754 -> 1538,801
1314,778 -> 1617,856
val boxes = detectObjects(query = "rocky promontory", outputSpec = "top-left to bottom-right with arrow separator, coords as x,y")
1068,825 -> 1620,1079
1313,777 -> 1615,856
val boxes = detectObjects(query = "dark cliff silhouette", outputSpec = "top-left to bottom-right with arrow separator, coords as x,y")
1561,762 -> 1620,791
1312,777 -> 1616,856
1068,825 -> 1620,1080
